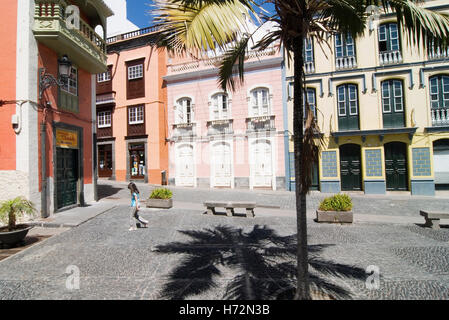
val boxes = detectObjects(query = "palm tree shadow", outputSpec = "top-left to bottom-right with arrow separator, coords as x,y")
153,225 -> 366,300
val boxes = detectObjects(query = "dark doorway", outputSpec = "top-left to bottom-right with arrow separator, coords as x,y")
129,143 -> 145,180
384,142 -> 409,191
98,144 -> 113,178
340,144 -> 362,191
56,148 -> 78,209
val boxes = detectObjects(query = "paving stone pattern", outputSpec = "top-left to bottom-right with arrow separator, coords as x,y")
0,203 -> 448,300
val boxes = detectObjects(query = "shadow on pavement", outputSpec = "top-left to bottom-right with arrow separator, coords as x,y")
97,183 -> 124,200
153,225 -> 366,300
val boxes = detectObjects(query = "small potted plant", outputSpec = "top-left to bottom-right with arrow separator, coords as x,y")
316,194 -> 353,224
0,197 -> 36,246
146,188 -> 173,209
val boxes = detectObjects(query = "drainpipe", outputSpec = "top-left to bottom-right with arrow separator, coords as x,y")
41,121 -> 48,218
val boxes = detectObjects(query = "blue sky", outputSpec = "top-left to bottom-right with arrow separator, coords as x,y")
127,1 -> 154,28
127,1 -> 275,28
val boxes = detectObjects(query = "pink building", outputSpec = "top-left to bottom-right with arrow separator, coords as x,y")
164,42 -> 286,190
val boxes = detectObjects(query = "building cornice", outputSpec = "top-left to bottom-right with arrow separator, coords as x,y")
164,57 -> 283,84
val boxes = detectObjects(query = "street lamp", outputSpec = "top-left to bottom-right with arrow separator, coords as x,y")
39,55 -> 72,99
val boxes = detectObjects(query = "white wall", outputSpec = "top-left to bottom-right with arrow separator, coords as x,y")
96,0 -> 140,37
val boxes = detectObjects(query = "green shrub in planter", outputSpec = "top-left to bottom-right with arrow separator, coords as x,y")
149,188 -> 173,200
319,194 -> 353,212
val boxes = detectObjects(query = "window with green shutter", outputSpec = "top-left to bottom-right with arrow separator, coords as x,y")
337,84 -> 360,131
429,75 -> 449,126
58,66 -> 79,113
382,79 -> 405,128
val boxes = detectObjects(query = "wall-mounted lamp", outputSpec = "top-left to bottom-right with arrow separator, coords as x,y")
39,55 -> 72,99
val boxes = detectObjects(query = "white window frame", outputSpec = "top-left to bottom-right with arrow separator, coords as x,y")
348,85 -> 358,116
128,105 -> 144,125
443,76 -> 449,107
210,93 -> 229,120
338,86 -> 346,116
97,70 -> 111,83
176,98 -> 194,124
61,66 -> 78,96
382,81 -> 391,113
98,110 -> 112,128
393,80 -> 404,112
128,64 -> 143,80
249,87 -> 270,117
304,38 -> 314,63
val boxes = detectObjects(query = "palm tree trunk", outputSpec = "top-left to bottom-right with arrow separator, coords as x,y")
292,37 -> 310,300
8,210 -> 16,231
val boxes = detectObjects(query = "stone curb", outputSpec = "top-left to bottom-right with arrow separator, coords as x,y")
27,205 -> 118,229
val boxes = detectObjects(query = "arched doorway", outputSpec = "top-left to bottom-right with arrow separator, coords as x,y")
433,139 -> 449,190
340,144 -> 362,191
384,142 -> 409,191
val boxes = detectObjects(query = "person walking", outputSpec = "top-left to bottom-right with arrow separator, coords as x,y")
128,182 -> 148,231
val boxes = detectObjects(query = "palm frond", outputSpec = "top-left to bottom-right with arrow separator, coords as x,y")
218,35 -> 251,91
153,0 -> 250,55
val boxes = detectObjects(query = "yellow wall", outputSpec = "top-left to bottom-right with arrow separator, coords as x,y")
285,0 -> 449,191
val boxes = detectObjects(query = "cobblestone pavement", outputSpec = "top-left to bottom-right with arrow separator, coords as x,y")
98,179 -> 449,217
0,181 -> 448,300
0,179 -> 448,299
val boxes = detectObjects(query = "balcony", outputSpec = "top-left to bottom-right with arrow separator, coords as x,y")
304,61 -> 315,74
246,116 -> 276,132
168,46 -> 277,74
33,0 -> 108,73
206,119 -> 233,136
96,92 -> 116,105
379,50 -> 403,65
431,108 -> 449,126
335,56 -> 357,70
173,123 -> 196,138
106,26 -> 161,44
428,47 -> 449,60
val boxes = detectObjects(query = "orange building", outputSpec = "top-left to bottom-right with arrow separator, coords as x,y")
0,0 -> 113,216
95,27 -> 169,185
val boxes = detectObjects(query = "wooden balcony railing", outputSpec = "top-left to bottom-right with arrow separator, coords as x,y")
96,93 -> 115,105
33,0 -> 107,73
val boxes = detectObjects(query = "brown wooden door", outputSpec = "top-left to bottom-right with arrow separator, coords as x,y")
98,144 -> 113,178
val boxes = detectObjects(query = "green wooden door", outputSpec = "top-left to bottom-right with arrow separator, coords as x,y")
382,80 -> 405,128
340,144 -> 362,191
56,148 -> 78,209
385,142 -> 408,191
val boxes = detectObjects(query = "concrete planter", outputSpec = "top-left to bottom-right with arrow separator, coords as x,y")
146,198 -> 173,209
0,224 -> 34,247
316,210 -> 353,224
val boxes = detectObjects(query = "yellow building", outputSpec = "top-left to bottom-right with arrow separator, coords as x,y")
285,0 -> 449,195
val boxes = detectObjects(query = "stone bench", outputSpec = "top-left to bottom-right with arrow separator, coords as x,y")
204,201 -> 256,218
420,210 -> 449,229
